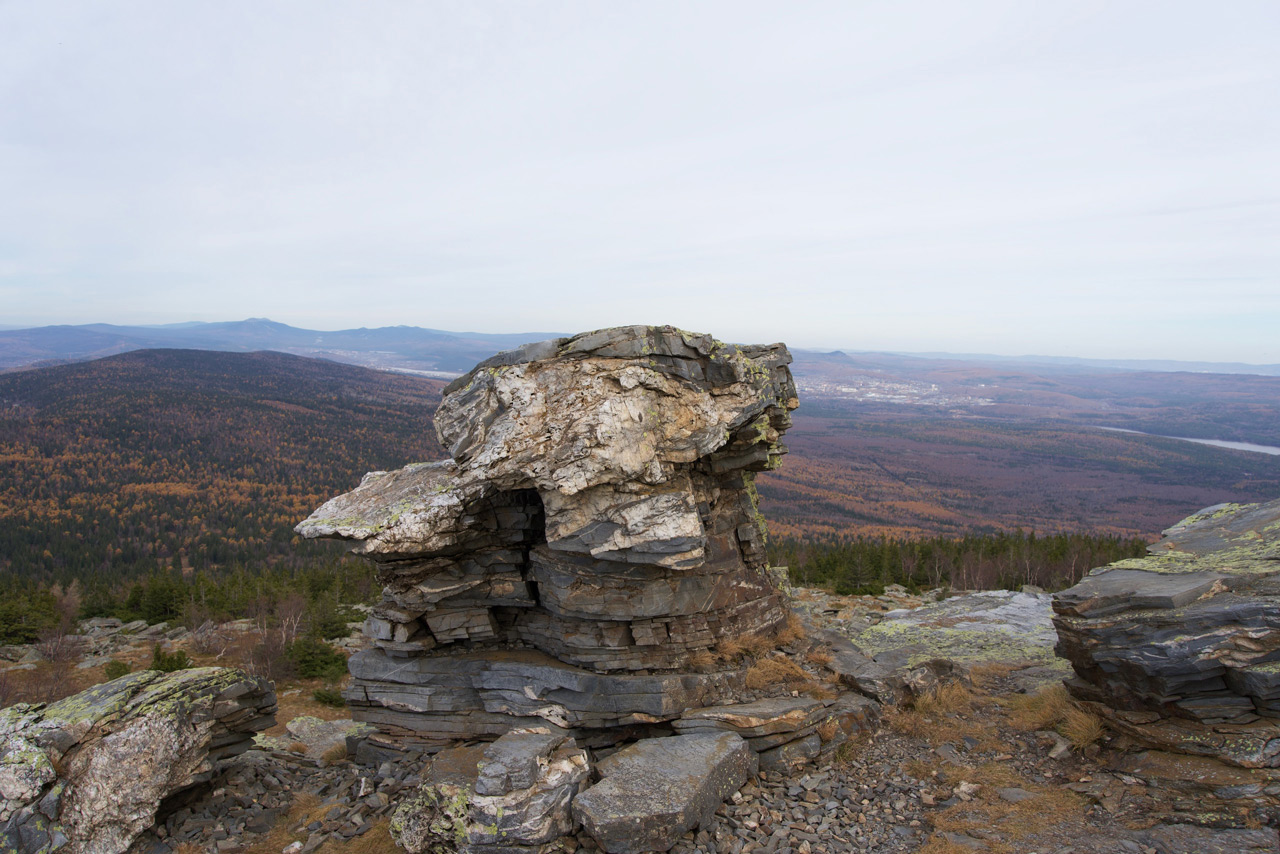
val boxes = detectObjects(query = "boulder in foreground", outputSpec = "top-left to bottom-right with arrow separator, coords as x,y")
0,667 -> 276,854
572,732 -> 756,854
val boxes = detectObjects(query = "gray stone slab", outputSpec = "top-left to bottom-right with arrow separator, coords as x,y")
1054,569 -> 1229,618
573,733 -> 756,854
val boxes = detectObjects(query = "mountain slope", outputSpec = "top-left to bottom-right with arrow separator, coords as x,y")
0,350 -> 445,582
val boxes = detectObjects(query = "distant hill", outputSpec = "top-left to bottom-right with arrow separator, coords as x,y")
0,349 -> 446,584
4,318 -> 1277,379
0,319 -> 565,374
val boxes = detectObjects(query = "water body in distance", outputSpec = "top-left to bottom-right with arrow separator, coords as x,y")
1098,427 -> 1280,456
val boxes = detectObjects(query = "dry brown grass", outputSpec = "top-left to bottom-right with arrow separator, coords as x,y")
1060,706 -> 1106,749
816,718 -> 840,742
314,818 -> 401,853
774,612 -> 806,646
687,649 -> 717,673
321,743 -> 348,763
242,792 -> 323,854
1009,683 -> 1073,731
885,683 -> 1007,752
745,656 -> 810,690
926,764 -> 1091,854
968,662 -> 1018,690
171,843 -> 205,854
913,682 -> 974,717
715,635 -> 746,661
804,650 -> 833,667
1008,684 -> 1105,749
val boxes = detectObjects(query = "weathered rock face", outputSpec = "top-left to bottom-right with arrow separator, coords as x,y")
298,326 -> 798,747
1054,498 -> 1280,768
0,667 -> 275,854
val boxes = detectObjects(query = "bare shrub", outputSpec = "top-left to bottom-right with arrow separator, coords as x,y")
34,628 -> 82,665
188,620 -> 230,657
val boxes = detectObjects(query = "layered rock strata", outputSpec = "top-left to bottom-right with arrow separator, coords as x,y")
0,667 -> 276,854
1054,498 -> 1280,768
298,326 -> 798,748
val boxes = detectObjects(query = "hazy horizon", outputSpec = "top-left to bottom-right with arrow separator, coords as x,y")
2,2 -> 1277,362
4,315 -> 1280,370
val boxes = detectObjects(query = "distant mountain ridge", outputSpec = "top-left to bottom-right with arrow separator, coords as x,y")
2,319 -> 1276,376
0,319 -> 566,374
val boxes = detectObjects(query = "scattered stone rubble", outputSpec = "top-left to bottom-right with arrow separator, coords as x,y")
0,667 -> 275,854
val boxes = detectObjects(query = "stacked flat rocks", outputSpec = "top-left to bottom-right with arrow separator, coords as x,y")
1054,498 -> 1280,768
0,667 -> 276,854
298,326 -> 798,751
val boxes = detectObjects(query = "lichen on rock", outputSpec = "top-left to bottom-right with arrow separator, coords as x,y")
0,667 -> 275,854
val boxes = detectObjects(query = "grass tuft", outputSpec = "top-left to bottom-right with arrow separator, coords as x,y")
1009,683 -> 1105,750
745,655 -> 810,690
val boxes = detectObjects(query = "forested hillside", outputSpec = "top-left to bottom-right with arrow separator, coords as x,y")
0,350 -> 445,586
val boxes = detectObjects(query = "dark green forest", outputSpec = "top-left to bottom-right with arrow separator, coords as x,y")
769,530 -> 1149,595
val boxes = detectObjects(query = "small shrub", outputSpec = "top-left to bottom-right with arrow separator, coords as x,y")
151,644 -> 191,673
313,687 -> 346,708
103,660 -> 131,680
286,638 -> 348,680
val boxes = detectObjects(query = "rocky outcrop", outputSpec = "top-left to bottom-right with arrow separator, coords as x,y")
1054,498 -> 1280,768
0,667 -> 275,854
298,326 -> 798,747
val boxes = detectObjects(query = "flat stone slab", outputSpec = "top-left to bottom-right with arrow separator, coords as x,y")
1053,568 -> 1230,618
842,590 -> 1064,670
573,733 -> 756,854
673,697 -> 826,737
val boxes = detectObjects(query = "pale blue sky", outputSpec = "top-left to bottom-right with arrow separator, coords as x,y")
1,1 -> 1277,361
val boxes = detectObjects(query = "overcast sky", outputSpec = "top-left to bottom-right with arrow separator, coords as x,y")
1,1 -> 1277,361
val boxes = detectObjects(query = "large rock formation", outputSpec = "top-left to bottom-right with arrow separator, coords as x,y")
0,667 -> 276,854
298,326 -> 798,750
1054,498 -> 1280,770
